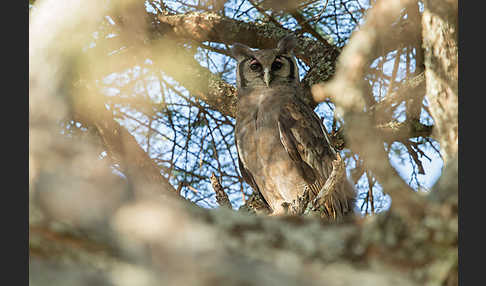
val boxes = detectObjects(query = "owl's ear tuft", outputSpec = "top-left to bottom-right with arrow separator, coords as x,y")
277,34 -> 297,54
231,43 -> 253,60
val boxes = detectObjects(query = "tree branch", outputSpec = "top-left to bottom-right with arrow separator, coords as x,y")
211,172 -> 232,208
155,11 -> 340,105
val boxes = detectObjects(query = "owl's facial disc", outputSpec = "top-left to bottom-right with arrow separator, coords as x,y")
249,58 -> 271,87
245,55 -> 293,88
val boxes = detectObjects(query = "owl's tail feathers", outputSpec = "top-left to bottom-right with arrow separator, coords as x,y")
312,153 -> 356,219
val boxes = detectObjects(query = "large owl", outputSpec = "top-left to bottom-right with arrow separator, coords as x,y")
232,35 -> 356,218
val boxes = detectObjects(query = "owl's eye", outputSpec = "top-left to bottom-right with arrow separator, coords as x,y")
249,60 -> 262,72
271,60 -> 283,71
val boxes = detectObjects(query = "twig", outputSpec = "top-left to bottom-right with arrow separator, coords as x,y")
211,172 -> 232,208
298,0 -> 329,26
365,171 -> 375,214
187,184 -> 199,194
176,181 -> 184,195
291,8 -> 329,46
403,141 -> 425,175
248,0 -> 284,27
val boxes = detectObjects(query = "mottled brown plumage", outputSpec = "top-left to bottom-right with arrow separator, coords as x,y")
232,35 -> 356,217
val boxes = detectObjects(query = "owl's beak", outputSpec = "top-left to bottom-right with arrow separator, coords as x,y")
263,68 -> 271,87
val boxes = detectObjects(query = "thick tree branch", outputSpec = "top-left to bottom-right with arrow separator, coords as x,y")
154,9 -> 420,87
155,11 -> 340,106
31,183 -> 457,286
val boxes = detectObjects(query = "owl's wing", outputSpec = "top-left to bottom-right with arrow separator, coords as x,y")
278,97 -> 357,218
277,97 -> 336,185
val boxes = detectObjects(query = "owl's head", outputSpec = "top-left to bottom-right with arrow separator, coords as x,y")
231,34 -> 299,90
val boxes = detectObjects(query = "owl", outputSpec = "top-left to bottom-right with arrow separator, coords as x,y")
232,35 -> 356,218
